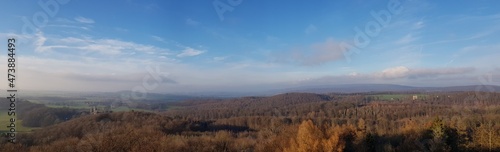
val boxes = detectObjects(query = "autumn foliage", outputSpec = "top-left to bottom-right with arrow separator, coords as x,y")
1,92 -> 499,151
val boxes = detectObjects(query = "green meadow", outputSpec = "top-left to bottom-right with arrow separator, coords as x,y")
0,110 -> 38,132
368,94 -> 429,101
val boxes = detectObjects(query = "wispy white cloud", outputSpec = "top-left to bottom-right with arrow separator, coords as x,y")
151,35 -> 166,43
396,33 -> 419,44
414,20 -> 425,29
213,56 -> 228,61
74,16 -> 95,24
34,31 -> 48,52
186,18 -> 200,26
461,45 -> 500,53
367,66 -> 474,79
151,35 -> 163,41
296,66 -> 476,86
378,66 -> 410,79
115,27 -> 129,32
279,38 -> 348,66
452,13 -> 500,23
266,35 -> 279,42
0,35 -> 483,92
406,67 -> 475,79
177,47 -> 205,57
46,24 -> 91,30
63,72 -> 176,84
43,17 -> 95,31
369,66 -> 475,79
76,39 -> 161,55
33,32 -> 168,55
422,25 -> 500,46
305,24 -> 317,34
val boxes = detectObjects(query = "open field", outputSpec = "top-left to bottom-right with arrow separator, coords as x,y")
165,106 -> 184,110
0,110 -> 38,132
367,94 -> 428,101
111,106 -> 154,112
0,110 -> 13,131
45,103 -> 90,109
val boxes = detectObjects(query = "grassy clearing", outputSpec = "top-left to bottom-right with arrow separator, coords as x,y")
0,110 -> 38,132
111,106 -> 154,112
0,110 -> 13,130
45,104 -> 90,109
368,94 -> 429,101
165,106 -> 184,110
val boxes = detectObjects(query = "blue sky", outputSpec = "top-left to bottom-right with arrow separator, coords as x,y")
0,0 -> 499,93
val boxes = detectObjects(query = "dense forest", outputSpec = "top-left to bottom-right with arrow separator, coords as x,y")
1,92 -> 499,151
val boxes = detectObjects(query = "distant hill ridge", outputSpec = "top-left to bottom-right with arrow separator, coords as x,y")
281,84 -> 500,94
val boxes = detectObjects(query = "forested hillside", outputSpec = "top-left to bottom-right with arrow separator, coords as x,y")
1,92 -> 499,151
